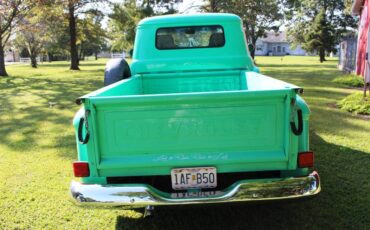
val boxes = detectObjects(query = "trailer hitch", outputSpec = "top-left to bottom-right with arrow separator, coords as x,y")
143,205 -> 154,218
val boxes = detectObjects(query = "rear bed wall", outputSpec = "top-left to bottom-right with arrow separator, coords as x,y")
141,70 -> 246,94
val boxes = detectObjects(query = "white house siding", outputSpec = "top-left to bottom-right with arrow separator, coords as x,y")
4,51 -> 19,62
255,39 -> 268,56
254,31 -> 307,56
255,42 -> 307,56
288,45 -> 306,56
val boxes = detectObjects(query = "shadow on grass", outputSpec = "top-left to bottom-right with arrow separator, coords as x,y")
258,64 -> 335,69
0,75 -> 102,159
115,133 -> 370,230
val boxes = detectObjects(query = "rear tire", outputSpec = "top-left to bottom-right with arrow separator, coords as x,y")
104,58 -> 131,86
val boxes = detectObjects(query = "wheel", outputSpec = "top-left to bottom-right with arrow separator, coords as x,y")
104,58 -> 131,86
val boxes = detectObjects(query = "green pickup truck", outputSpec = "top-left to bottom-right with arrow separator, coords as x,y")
70,13 -> 320,210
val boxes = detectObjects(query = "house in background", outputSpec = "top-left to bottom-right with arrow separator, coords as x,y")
255,31 -> 307,56
4,50 -> 20,62
352,0 -> 370,91
338,33 -> 358,73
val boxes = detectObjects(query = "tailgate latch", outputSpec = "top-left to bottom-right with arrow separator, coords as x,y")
290,109 -> 303,136
78,109 -> 90,144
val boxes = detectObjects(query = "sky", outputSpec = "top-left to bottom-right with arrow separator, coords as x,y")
178,0 -> 203,13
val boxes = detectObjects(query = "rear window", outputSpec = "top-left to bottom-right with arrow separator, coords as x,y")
156,25 -> 225,50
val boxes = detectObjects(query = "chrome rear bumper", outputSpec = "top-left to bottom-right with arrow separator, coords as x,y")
70,171 -> 320,207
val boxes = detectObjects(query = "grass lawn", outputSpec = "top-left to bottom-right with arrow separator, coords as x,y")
0,57 -> 369,229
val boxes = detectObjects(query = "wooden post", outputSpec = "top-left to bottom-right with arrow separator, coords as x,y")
365,29 -> 370,97
365,61 -> 370,97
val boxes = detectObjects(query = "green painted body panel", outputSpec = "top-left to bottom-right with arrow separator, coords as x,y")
73,14 -> 311,184
131,14 -> 254,74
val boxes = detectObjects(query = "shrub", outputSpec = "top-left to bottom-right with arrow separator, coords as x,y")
333,74 -> 364,88
337,92 -> 370,115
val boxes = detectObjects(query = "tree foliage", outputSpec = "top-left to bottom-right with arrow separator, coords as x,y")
283,0 -> 357,62
78,13 -> 107,60
0,0 -> 33,76
108,0 -> 181,52
54,0 -> 107,70
109,1 -> 149,52
202,0 -> 283,59
303,9 -> 335,63
202,0 -> 229,13
15,6 -> 51,68
2,0 -> 185,74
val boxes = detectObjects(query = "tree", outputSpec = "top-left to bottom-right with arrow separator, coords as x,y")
202,0 -> 283,59
109,1 -> 151,52
283,0 -> 357,62
202,0 -> 230,14
15,8 -> 49,68
78,13 -> 107,60
42,6 -> 70,62
67,0 -> 80,70
142,0 -> 181,14
56,0 -> 106,70
108,0 -> 181,52
303,9 -> 335,63
0,1 -> 32,76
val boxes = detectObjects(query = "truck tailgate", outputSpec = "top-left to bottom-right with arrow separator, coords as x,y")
87,90 -> 297,177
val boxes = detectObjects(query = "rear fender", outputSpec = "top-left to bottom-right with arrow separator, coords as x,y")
295,95 -> 310,152
73,107 -> 107,184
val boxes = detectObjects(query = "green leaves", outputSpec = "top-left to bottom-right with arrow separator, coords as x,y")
284,0 -> 357,62
203,0 -> 283,58
337,92 -> 370,115
108,1 -> 143,51
108,0 -> 179,51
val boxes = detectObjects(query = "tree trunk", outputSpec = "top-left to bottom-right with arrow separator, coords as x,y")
249,27 -> 256,59
78,46 -> 84,61
0,39 -> 8,77
319,48 -> 326,63
250,37 -> 258,59
48,52 -> 53,62
30,50 -> 38,68
95,52 -> 98,60
68,3 -> 80,70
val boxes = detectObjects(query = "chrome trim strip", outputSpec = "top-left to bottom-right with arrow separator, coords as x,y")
70,171 -> 320,207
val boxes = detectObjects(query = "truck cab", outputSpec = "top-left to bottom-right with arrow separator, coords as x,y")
70,13 -> 320,207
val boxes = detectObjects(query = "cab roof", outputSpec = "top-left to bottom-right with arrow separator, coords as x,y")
138,13 -> 241,27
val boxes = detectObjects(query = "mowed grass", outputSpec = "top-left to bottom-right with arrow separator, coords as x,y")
0,57 -> 369,229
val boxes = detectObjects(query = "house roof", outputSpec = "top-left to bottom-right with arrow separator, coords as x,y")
260,31 -> 287,43
352,0 -> 364,16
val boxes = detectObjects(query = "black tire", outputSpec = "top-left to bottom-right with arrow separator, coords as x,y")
104,58 -> 131,86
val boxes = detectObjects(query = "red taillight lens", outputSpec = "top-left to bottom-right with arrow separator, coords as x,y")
298,151 -> 314,168
73,162 -> 90,177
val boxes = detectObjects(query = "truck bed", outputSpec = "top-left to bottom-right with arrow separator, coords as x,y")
76,70 -> 303,178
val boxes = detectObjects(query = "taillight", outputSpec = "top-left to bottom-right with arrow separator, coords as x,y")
298,151 -> 314,168
73,162 -> 90,177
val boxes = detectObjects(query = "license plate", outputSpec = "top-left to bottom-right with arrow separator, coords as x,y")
171,167 -> 217,190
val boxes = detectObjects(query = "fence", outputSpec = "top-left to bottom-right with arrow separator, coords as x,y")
338,35 -> 358,73
111,53 -> 126,59
19,57 -> 41,63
